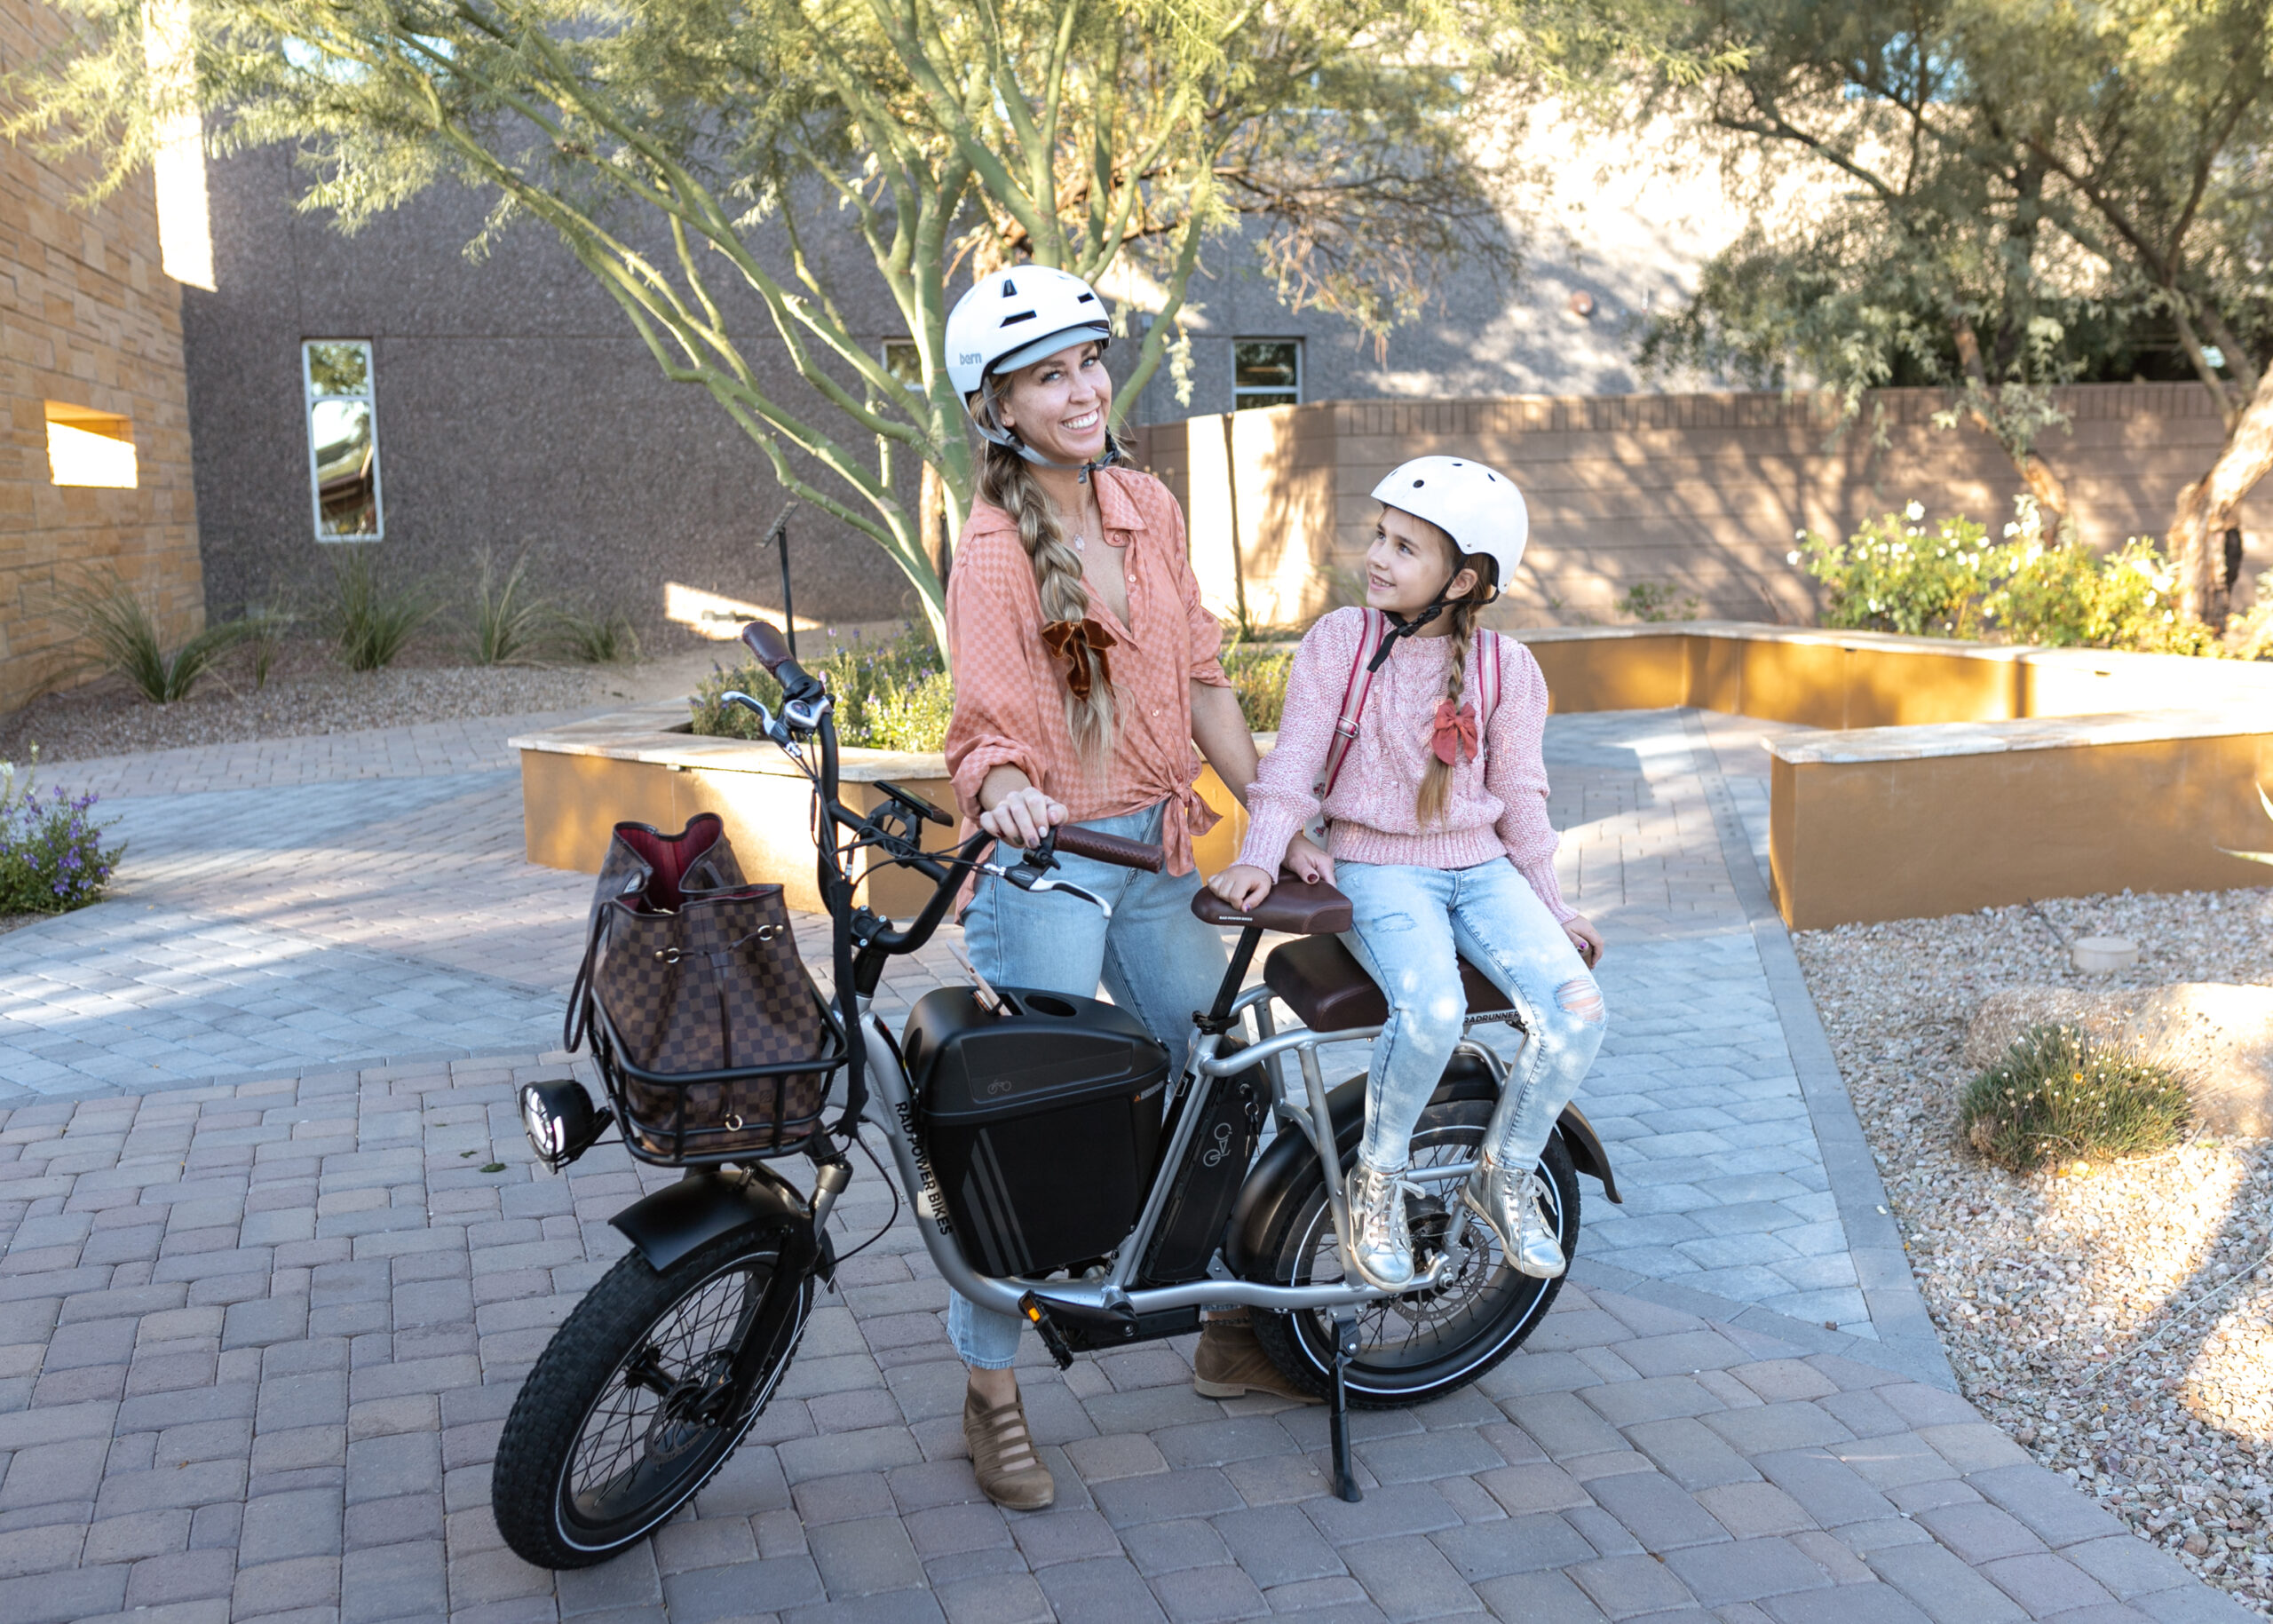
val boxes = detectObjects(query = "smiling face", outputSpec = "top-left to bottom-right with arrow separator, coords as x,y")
1366,505 -> 1480,621
993,342 -> 1112,465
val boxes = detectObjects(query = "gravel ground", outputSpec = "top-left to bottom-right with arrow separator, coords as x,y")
0,635 -> 657,762
1795,886 -> 2273,1616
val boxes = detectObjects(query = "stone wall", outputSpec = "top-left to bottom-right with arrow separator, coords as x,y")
0,0 -> 203,712
1134,384 -> 2273,630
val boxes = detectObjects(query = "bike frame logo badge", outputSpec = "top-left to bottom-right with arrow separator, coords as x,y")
1200,1120 -> 1234,1168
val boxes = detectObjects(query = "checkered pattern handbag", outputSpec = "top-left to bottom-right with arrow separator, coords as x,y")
567,816 -> 834,1160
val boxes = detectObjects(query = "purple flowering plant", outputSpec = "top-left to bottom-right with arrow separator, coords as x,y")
0,747 -> 125,915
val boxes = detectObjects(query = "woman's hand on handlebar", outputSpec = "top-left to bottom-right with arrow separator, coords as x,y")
978,785 -> 1067,849
1206,863 -> 1276,911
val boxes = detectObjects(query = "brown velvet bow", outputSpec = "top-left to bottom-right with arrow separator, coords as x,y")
1041,618 -> 1118,701
1430,699 -> 1478,765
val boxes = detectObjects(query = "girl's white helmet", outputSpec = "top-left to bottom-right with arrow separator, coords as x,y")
1372,456 -> 1529,592
945,266 -> 1112,400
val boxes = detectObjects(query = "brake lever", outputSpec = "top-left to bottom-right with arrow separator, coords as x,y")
720,691 -> 794,748
1023,875 -> 1113,919
780,694 -> 832,733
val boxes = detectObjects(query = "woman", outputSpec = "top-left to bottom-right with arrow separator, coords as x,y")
939,265 -> 1332,1509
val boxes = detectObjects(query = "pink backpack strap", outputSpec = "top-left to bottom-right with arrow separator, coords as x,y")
1316,609 -> 1387,802
1473,629 -> 1502,763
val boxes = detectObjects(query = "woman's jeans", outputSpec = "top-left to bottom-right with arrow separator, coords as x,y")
946,802 -> 1230,1369
1335,858 -> 1606,1176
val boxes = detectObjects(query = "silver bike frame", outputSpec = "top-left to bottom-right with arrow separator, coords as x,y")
851,984 -> 1528,1319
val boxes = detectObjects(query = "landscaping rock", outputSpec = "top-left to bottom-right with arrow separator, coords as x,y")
1963,983 -> 2273,1137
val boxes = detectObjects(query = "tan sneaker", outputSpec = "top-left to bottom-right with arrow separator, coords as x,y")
1191,1314 -> 1322,1403
962,1387 -> 1056,1510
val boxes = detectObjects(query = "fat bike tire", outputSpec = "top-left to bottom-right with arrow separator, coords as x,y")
1250,1097 -> 1580,1409
491,1223 -> 811,1569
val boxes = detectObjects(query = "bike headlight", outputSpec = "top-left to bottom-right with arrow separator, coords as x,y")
519,1078 -> 606,1174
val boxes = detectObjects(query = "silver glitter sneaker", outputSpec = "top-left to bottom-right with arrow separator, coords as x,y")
1342,1158 -> 1415,1290
1463,1154 -> 1564,1279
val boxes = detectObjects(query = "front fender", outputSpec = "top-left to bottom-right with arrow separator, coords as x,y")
1224,1053 -> 1620,1279
610,1167 -> 830,1280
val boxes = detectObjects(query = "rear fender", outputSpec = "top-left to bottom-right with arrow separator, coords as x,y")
611,1167 -> 831,1282
1224,1053 -> 1620,1278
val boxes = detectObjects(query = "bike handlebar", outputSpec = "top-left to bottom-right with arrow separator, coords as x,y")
741,621 -> 823,703
1050,825 -> 1166,872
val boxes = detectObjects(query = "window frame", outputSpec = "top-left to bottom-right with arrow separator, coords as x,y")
1232,337 -> 1303,411
302,338 -> 385,543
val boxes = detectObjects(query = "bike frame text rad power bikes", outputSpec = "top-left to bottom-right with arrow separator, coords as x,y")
491,622 -> 1620,1569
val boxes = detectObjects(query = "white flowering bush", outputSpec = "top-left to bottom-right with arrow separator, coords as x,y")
1988,499 -> 2221,654
1789,500 -> 2002,637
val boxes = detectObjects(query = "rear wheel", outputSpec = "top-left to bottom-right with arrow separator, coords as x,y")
1250,1097 -> 1580,1407
491,1224 -> 810,1568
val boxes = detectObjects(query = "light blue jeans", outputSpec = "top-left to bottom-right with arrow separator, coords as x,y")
1334,859 -> 1606,1176
946,801 -> 1230,1368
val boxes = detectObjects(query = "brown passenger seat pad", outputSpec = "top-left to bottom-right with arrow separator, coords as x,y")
1263,936 -> 1520,1034
1188,875 -> 1354,936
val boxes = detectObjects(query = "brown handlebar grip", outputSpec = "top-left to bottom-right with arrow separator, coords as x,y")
1052,825 -> 1166,872
741,620 -> 794,674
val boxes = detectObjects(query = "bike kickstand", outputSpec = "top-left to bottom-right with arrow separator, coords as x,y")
1327,1313 -> 1361,1503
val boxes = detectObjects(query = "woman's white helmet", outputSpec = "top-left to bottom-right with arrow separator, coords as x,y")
1372,456 -> 1528,593
946,265 -> 1112,400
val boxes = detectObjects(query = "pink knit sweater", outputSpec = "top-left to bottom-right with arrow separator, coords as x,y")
1236,608 -> 1574,922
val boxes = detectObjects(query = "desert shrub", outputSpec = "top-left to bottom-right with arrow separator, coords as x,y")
0,749 -> 123,915
864,669 -> 955,752
549,605 -> 641,664
467,550 -> 547,666
2230,573 -> 2273,661
1792,502 -> 2001,638
322,546 -> 437,671
57,573 -> 249,704
691,623 -> 946,747
1224,644 -> 1293,731
1960,1023 -> 2191,1172
240,601 -> 296,690
1988,500 -> 2222,654
1620,580 -> 1702,623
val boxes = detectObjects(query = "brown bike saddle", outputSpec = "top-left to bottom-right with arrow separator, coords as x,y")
1190,874 -> 1521,1034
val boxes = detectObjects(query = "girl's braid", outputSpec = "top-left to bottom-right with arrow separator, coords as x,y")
1415,550 -> 1490,827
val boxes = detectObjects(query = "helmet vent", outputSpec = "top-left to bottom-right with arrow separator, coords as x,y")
1001,311 -> 1037,327
1002,279 -> 1018,296
1077,292 -> 1096,303
1412,479 -> 1425,487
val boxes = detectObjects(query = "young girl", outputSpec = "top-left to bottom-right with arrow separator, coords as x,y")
1207,456 -> 1607,1289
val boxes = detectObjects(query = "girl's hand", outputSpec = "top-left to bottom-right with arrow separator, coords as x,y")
1564,915 -> 1605,970
1207,863 -> 1276,911
979,787 -> 1067,849
1282,833 -> 1334,886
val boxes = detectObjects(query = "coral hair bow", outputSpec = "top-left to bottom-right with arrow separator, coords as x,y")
1430,699 -> 1478,765
1041,618 -> 1118,701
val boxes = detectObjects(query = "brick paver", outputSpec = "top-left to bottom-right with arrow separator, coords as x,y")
0,706 -> 2248,1620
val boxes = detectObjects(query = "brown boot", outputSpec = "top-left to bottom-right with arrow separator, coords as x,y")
1192,1314 -> 1322,1403
963,1386 -> 1056,1509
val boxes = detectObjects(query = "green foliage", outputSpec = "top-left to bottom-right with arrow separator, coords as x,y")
321,547 -> 437,673
467,550 -> 547,667
863,671 -> 957,754
2225,574 -> 2273,661
3,0 -> 1659,659
1224,645 -> 1294,732
1960,1025 -> 2190,1173
1792,503 -> 2000,638
548,606 -> 642,665
1619,580 -> 1701,623
1991,536 -> 2222,657
0,748 -> 123,915
691,625 -> 947,749
57,573 -> 250,704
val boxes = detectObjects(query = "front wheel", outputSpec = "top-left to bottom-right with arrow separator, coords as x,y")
1251,1098 -> 1580,1407
490,1224 -> 812,1568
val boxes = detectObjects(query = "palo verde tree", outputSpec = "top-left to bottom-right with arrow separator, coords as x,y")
11,0 -> 1560,647
1648,0 -> 2273,624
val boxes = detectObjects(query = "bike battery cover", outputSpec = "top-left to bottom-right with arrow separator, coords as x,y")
905,986 -> 1169,1278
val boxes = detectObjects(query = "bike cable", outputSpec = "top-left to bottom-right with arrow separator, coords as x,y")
827,1121 -> 902,1267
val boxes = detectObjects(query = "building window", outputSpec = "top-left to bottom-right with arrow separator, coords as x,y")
1233,339 -> 1302,410
44,402 -> 138,488
304,339 -> 383,539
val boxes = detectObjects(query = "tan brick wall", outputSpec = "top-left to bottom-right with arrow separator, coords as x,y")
1,0 -> 202,715
1135,384 -> 2269,630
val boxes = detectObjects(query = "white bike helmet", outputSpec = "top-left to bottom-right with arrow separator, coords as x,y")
1372,456 -> 1529,592
946,266 -> 1115,475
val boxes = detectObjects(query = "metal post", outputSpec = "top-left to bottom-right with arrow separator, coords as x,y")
764,503 -> 798,660
1329,1313 -> 1361,1502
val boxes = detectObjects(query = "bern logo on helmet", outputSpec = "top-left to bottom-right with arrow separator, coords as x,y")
959,352 -> 979,365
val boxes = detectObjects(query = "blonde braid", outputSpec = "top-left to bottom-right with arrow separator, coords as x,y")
978,440 -> 1118,766
1415,567 -> 1489,827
